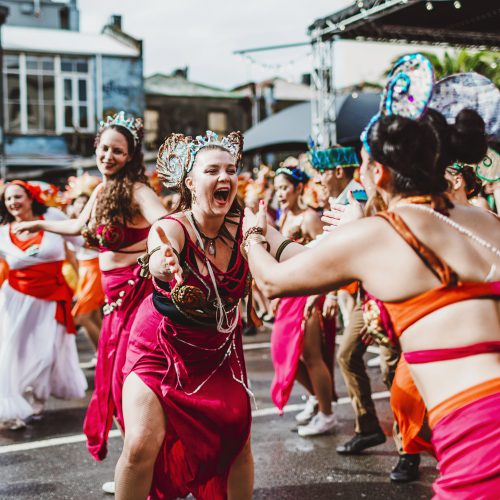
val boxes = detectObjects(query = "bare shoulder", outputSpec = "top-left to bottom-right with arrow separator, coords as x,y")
302,207 -> 322,223
151,212 -> 186,248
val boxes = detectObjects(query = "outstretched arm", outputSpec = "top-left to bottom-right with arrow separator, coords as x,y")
246,203 -> 370,298
14,184 -> 103,236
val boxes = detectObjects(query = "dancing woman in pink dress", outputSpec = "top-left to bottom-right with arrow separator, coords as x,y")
116,131 -> 254,500
271,166 -> 337,436
15,113 -> 167,476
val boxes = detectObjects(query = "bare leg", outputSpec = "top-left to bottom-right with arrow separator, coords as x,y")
75,311 -> 101,350
295,361 -> 314,395
115,373 -> 166,500
228,438 -> 254,500
301,312 -> 333,415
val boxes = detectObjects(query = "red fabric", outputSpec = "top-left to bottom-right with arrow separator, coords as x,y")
9,225 -> 44,251
122,214 -> 251,499
8,261 -> 76,334
431,391 -> 500,499
84,263 -> 152,461
9,179 -> 45,204
125,312 -> 251,500
384,281 -> 500,338
270,295 -> 336,413
390,358 -> 434,456
404,341 -> 500,364
95,224 -> 150,252
0,259 -> 9,287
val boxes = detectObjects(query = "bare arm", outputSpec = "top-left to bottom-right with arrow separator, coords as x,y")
14,184 -> 103,236
246,204 -> 372,299
133,183 -> 168,224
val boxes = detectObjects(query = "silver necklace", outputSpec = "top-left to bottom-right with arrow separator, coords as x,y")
400,204 -> 500,259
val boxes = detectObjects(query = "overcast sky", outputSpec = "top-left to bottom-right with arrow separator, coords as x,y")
78,0 -> 444,90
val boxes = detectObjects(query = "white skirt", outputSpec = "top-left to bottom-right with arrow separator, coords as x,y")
0,283 -> 88,422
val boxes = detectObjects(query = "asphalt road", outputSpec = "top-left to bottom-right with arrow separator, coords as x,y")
0,329 -> 436,499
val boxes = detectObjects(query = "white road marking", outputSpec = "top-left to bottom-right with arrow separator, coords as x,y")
243,342 -> 271,350
0,391 -> 390,455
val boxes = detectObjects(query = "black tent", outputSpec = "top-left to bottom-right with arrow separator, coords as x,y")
243,92 -> 380,153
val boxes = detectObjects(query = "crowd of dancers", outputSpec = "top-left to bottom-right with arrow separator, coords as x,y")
0,53 -> 499,500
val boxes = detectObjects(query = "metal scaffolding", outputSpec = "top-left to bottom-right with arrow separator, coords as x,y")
310,36 -> 337,148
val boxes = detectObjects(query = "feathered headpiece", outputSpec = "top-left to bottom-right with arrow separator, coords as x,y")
64,173 -> 101,201
98,111 -> 144,148
430,72 -> 499,139
156,130 -> 244,189
308,141 -> 360,172
361,53 -> 435,156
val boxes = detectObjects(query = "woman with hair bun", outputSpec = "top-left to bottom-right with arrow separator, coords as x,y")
271,164 -> 338,436
243,55 -> 500,498
15,113 -> 168,473
0,181 -> 87,429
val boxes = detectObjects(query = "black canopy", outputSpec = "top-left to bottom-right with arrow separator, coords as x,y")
308,0 -> 500,50
243,92 -> 380,153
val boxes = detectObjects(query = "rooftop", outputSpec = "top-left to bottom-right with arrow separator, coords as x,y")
3,25 -> 140,57
145,73 -> 246,99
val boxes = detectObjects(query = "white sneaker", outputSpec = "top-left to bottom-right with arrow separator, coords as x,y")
295,396 -> 318,425
102,481 -> 115,495
298,412 -> 338,437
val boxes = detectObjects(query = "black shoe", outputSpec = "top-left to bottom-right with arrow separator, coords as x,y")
242,323 -> 257,336
390,454 -> 420,483
336,431 -> 386,455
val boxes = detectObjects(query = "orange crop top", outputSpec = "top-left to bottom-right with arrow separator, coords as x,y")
374,211 -> 500,364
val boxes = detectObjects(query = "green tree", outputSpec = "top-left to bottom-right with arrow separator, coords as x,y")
386,49 -> 499,87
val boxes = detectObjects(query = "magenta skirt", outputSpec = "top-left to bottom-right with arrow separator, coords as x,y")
270,295 -> 336,413
431,392 -> 500,499
83,263 -> 152,461
124,299 -> 251,500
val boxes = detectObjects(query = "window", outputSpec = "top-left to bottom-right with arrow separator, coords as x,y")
3,54 -> 93,134
144,109 -> 160,148
25,56 -> 56,132
60,58 -> 92,132
4,55 -> 22,131
208,111 -> 228,136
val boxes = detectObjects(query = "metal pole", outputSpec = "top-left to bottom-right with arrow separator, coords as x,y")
0,6 -> 10,181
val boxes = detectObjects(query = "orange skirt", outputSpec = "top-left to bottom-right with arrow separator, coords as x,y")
390,357 -> 434,455
72,258 -> 105,316
0,259 -> 9,288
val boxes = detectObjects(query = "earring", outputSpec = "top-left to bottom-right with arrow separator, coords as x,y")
191,189 -> 197,205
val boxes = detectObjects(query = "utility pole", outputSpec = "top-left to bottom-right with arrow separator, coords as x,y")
0,5 -> 9,181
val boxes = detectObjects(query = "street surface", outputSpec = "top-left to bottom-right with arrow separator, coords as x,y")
1,328 -> 436,499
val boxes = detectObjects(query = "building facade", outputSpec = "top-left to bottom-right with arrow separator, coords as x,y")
144,69 -> 251,151
0,1 -> 144,182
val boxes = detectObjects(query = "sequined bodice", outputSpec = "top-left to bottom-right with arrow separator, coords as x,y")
153,215 -> 250,324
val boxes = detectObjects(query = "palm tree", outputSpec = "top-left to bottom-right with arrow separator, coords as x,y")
386,49 -> 499,87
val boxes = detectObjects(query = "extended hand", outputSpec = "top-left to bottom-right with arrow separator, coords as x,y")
304,295 -> 320,319
322,295 -> 338,319
243,200 -> 268,236
13,220 -> 41,235
156,226 -> 183,284
321,191 -> 365,232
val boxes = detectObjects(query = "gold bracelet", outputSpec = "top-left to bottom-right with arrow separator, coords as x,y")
241,234 -> 269,260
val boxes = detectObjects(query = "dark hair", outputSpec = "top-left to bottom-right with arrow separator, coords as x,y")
275,167 -> 309,188
367,115 -> 444,195
424,108 -> 487,169
91,124 -> 149,231
175,144 -> 241,216
0,183 -> 48,224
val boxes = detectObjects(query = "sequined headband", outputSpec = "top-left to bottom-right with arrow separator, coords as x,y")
157,130 -> 244,189
308,139 -> 360,172
98,111 -> 144,147
361,53 -> 435,157
275,166 -> 309,184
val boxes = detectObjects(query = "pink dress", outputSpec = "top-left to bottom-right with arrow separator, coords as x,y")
124,216 -> 252,500
270,213 -> 336,412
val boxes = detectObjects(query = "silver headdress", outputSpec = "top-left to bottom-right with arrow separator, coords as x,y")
157,130 -> 244,189
98,111 -> 144,147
